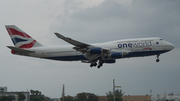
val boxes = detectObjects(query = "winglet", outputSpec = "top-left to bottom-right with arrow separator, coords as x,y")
55,33 -> 68,39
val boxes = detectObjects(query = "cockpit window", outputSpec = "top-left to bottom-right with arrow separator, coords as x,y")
160,39 -> 163,40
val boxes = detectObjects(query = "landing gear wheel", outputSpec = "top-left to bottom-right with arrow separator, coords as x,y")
90,62 -> 97,67
90,64 -> 93,67
94,63 -> 97,66
97,63 -> 103,68
156,54 -> 160,62
156,59 -> 160,62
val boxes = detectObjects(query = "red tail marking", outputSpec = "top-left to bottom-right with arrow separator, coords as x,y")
7,28 -> 31,38
11,50 -> 17,54
19,40 -> 36,49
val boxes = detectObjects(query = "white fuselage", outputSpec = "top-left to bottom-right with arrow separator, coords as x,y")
22,37 -> 174,62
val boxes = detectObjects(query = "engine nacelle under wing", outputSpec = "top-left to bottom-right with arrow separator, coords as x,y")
108,52 -> 123,59
88,47 -> 102,54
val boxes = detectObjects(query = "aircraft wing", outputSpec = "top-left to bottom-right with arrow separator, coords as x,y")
54,33 -> 90,48
54,33 -> 110,61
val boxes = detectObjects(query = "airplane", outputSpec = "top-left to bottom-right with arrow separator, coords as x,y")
5,25 -> 175,68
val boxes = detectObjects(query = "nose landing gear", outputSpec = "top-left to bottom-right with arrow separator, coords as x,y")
156,54 -> 160,62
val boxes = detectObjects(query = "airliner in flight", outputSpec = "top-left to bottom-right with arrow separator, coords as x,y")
6,25 -> 174,68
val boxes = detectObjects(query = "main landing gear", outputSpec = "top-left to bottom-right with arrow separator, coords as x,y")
97,61 -> 103,68
90,62 -> 97,67
90,60 -> 104,68
156,54 -> 160,62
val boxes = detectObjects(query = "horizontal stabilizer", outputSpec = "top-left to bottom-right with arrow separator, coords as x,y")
7,46 -> 35,53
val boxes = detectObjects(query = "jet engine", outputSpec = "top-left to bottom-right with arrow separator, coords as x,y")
88,47 -> 102,54
108,52 -> 123,59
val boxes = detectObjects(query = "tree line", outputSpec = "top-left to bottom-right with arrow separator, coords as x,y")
0,92 -> 25,101
0,90 -> 49,101
0,89 -> 124,101
30,89 -> 124,101
60,89 -> 124,101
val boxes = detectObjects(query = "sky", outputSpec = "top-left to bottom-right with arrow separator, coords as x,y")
0,0 -> 180,98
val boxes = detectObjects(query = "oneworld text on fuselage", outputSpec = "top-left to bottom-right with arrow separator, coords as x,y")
118,41 -> 152,48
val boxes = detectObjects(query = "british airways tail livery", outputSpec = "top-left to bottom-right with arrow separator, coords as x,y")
5,25 -> 175,68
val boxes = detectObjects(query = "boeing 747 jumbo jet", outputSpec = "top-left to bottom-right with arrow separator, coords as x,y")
6,25 -> 174,68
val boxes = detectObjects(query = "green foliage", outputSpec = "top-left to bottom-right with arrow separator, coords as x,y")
76,92 -> 98,101
60,95 -> 73,101
30,90 -> 42,96
44,97 -> 50,101
0,95 -> 15,101
30,89 -> 47,101
73,96 -> 78,101
17,92 -> 26,101
106,89 -> 124,101
7,95 -> 15,101
0,95 -> 8,101
77,92 -> 87,101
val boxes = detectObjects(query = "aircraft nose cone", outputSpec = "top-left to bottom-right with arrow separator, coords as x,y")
169,43 -> 175,50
